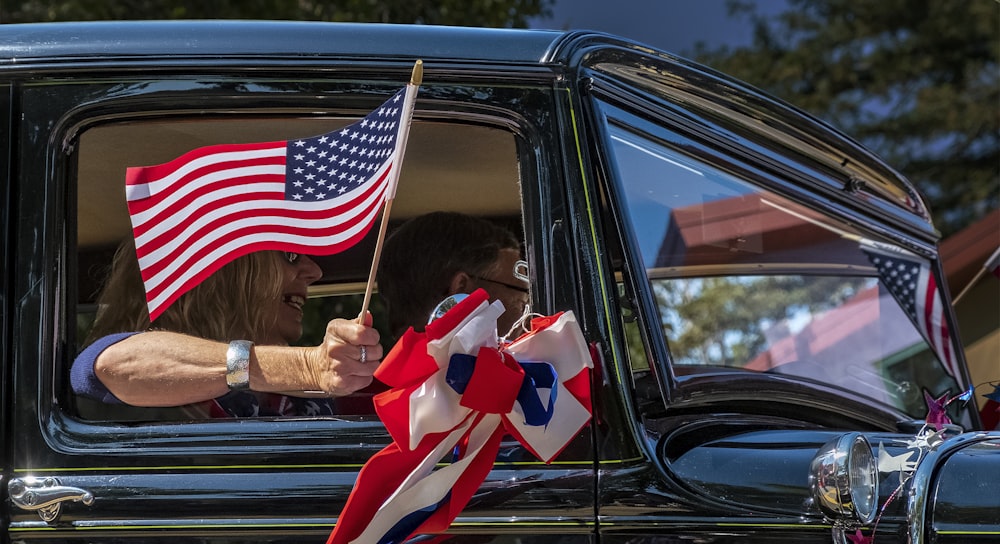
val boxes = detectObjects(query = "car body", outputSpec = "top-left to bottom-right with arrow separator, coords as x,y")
1,20 -> 997,544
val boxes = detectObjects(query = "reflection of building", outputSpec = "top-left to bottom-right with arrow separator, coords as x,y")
941,209 -> 1000,428
653,193 -> 860,269
743,285 -> 925,407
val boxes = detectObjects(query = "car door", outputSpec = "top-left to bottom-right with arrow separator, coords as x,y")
6,63 -> 596,543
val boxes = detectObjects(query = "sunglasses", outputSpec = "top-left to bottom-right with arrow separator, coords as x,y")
282,252 -> 301,265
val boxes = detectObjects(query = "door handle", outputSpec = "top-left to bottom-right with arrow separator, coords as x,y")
8,476 -> 95,523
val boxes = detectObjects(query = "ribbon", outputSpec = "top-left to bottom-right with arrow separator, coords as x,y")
328,289 -> 593,544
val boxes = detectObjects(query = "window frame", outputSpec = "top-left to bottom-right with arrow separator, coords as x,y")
26,71 -> 558,455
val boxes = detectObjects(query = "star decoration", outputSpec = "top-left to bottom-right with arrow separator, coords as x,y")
985,384 -> 1000,403
846,528 -> 873,544
956,387 -> 974,403
923,390 -> 952,430
905,428 -> 945,452
877,442 -> 916,475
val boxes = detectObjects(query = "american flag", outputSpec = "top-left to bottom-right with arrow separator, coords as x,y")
861,241 -> 963,383
126,87 -> 414,321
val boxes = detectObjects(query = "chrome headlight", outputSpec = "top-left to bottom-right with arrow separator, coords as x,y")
809,432 -> 879,524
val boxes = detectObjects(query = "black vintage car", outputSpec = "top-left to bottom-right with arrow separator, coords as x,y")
1,20 -> 997,544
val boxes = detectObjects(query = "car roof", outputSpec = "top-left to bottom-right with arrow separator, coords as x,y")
2,20 -> 938,244
0,20 -> 568,66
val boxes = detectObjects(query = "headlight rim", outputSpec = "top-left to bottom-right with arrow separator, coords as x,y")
809,431 -> 879,525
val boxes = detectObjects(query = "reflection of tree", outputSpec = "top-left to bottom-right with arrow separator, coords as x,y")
693,0 -> 998,237
656,275 -> 863,366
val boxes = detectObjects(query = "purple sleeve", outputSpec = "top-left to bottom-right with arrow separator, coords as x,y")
70,331 -> 141,404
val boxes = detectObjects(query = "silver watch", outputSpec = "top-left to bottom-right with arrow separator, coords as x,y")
226,340 -> 253,390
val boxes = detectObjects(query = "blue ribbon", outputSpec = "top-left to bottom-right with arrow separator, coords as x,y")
446,353 -> 558,427
376,491 -> 450,544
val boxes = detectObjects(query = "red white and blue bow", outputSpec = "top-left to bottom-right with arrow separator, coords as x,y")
327,289 -> 593,544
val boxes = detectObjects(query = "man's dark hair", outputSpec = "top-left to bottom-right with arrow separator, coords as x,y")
377,211 -> 520,338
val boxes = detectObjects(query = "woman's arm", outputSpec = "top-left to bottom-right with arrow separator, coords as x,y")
85,318 -> 383,407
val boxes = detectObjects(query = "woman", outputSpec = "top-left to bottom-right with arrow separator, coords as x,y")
71,240 -> 382,418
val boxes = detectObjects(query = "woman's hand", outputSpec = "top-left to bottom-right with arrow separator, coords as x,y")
304,313 -> 383,396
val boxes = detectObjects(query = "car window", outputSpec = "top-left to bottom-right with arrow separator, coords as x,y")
597,100 -> 962,420
72,98 -> 526,422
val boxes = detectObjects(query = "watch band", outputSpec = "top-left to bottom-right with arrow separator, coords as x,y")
226,340 -> 253,390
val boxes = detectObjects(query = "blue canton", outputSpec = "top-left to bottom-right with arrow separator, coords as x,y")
866,252 -> 921,322
284,89 -> 406,202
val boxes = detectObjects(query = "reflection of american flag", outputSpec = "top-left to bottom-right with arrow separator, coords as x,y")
862,241 -> 962,383
126,88 -> 409,321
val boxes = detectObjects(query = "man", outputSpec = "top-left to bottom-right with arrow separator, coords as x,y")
377,211 -> 529,340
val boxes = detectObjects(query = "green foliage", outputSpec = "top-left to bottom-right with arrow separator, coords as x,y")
693,0 -> 999,236
656,276 -> 865,366
296,293 -> 390,352
2,0 -> 553,28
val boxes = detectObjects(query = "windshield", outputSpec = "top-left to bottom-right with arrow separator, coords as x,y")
602,108 -> 963,420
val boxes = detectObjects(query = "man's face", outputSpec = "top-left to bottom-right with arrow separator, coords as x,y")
471,248 -> 530,337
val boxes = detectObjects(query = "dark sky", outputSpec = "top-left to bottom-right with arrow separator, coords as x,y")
529,0 -> 789,56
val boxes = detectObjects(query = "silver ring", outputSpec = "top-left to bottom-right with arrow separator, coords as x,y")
359,345 -> 367,364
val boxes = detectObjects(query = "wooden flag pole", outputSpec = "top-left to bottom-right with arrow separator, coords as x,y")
357,60 -> 423,324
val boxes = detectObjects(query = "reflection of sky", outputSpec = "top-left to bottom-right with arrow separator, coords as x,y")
609,130 -> 751,266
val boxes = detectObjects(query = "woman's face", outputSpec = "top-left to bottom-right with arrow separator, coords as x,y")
265,252 -> 322,345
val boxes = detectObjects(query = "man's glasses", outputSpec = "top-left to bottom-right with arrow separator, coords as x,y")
471,275 -> 529,295
471,260 -> 530,295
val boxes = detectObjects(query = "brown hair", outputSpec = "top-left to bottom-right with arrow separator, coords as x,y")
85,239 -> 285,345
377,212 -> 520,339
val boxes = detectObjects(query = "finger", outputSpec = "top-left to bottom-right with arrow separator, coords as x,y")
327,318 -> 380,346
361,343 -> 383,363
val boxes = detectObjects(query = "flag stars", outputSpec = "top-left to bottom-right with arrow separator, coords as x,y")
284,87 -> 406,203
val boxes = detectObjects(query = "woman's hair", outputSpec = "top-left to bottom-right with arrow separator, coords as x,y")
377,211 -> 521,338
85,239 -> 285,345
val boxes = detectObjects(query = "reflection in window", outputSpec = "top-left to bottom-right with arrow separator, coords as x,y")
602,110 -> 959,419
